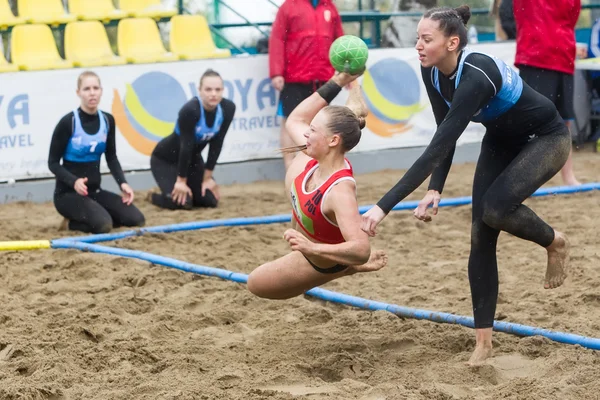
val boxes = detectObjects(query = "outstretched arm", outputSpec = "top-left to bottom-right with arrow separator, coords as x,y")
361,56 -> 502,236
421,66 -> 453,194
376,73 -> 495,214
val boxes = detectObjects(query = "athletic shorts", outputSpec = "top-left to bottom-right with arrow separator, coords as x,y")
277,82 -> 324,118
518,65 -> 575,121
303,254 -> 348,274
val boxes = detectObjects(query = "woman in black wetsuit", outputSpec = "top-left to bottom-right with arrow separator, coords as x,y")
360,6 -> 571,366
149,69 -> 236,210
48,71 -> 145,234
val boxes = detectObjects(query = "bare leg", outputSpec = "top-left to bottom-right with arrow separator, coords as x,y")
560,148 -> 580,186
280,118 -> 295,171
467,328 -> 493,366
560,122 -> 580,186
248,251 -> 352,299
545,230 -> 570,289
247,250 -> 387,299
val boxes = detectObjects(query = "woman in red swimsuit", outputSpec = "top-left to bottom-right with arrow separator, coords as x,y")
247,72 -> 387,299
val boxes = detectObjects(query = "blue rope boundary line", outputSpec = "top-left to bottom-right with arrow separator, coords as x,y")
50,239 -> 600,351
56,182 -> 600,244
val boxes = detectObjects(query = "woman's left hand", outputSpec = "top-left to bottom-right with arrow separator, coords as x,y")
414,190 -> 441,222
283,229 -> 315,254
120,183 -> 135,205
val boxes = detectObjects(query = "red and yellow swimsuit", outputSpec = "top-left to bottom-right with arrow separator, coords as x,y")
290,158 -> 355,245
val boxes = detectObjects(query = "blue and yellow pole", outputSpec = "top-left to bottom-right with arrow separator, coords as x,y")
0,240 -> 51,251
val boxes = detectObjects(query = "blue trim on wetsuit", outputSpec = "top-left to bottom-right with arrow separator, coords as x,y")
433,48 -> 523,123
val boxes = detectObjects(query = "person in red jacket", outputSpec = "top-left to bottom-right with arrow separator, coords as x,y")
269,0 -> 344,170
514,0 -> 581,186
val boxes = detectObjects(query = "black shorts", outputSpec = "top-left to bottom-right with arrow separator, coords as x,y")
278,82 -> 324,118
518,65 -> 575,121
303,254 -> 348,274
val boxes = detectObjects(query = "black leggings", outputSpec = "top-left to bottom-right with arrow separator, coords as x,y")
469,127 -> 571,328
150,156 -> 218,210
54,189 -> 145,234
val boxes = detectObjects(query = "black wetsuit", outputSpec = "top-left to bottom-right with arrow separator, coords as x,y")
150,97 -> 236,209
377,50 -> 570,329
48,108 -> 145,233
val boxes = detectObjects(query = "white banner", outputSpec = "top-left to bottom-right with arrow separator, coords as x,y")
0,42 -> 517,181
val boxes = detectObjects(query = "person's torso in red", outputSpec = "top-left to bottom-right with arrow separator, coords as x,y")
514,0 -> 580,75
290,159 -> 354,244
269,0 -> 343,83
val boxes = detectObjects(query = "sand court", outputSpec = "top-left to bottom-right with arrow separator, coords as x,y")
0,151 -> 599,399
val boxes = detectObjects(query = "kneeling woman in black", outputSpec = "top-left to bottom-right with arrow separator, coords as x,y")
48,71 -> 145,234
149,69 -> 236,210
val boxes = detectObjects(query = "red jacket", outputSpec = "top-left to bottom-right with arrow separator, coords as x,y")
514,0 -> 580,75
269,0 -> 344,83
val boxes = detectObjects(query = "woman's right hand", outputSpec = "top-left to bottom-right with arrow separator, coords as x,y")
361,205 -> 387,237
171,180 -> 192,206
74,177 -> 88,196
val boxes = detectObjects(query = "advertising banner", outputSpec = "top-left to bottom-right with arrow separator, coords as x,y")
0,42 -> 517,181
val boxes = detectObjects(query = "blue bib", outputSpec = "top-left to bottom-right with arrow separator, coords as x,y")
174,97 -> 223,143
432,48 -> 523,123
64,109 -> 108,163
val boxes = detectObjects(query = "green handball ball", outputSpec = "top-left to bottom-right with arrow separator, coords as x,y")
329,35 -> 369,75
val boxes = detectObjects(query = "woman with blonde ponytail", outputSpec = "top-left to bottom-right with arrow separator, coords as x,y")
247,71 -> 387,300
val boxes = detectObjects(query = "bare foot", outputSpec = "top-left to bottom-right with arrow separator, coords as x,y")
467,344 -> 493,366
346,250 -> 388,275
563,178 -> 581,186
58,218 -> 69,231
545,231 -> 570,289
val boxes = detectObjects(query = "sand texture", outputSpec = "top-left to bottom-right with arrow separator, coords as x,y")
0,151 -> 599,399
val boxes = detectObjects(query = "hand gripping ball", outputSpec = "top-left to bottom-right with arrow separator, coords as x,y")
329,35 -> 369,75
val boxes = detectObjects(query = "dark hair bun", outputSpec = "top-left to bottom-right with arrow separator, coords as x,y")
358,116 -> 366,129
455,5 -> 471,25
